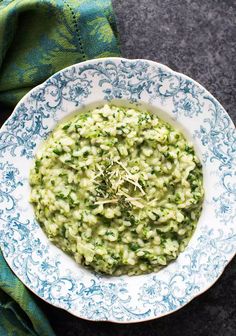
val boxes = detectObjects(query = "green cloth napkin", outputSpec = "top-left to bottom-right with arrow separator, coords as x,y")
0,0 -> 120,107
0,0 -> 120,334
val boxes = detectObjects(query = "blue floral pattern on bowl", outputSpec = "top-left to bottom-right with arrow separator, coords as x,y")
0,58 -> 235,322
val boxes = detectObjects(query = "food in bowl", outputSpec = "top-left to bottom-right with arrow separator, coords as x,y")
30,104 -> 204,275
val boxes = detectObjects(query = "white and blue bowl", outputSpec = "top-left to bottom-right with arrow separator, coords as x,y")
0,57 -> 235,322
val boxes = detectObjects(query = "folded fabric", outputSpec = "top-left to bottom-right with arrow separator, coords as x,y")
0,0 -> 120,107
0,0 -> 121,334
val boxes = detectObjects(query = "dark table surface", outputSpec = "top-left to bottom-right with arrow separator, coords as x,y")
0,0 -> 235,335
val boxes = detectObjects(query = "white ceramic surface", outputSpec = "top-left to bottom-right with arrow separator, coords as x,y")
0,58 -> 235,322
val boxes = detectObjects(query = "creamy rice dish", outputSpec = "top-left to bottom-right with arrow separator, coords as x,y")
30,105 -> 204,275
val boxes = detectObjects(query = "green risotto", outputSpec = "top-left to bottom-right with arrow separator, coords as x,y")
30,105 -> 204,276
